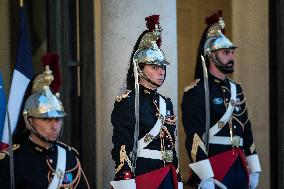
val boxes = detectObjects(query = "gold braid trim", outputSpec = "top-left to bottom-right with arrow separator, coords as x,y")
221,86 -> 230,92
116,90 -> 131,102
232,115 -> 249,131
0,144 -> 20,159
164,115 -> 177,125
57,141 -> 80,156
221,86 -> 244,96
176,165 -> 180,175
233,103 -> 247,116
191,133 -> 207,162
250,143 -> 256,154
81,168 -> 91,189
235,95 -> 246,105
46,157 -> 82,188
115,145 -> 132,174
0,152 -> 7,160
184,79 -> 200,92
237,92 -> 244,96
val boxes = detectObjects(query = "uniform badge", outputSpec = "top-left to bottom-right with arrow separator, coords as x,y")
63,172 -> 73,183
213,98 -> 223,105
231,136 -> 241,148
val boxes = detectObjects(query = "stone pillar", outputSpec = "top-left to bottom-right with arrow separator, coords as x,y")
97,1 -> 178,188
232,1 -> 269,189
269,1 -> 284,188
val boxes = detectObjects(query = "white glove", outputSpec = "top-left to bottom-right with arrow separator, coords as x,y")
110,179 -> 136,189
249,172 -> 260,189
199,179 -> 215,189
178,182 -> 183,189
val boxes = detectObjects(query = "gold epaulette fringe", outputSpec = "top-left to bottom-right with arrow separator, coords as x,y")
116,90 -> 132,102
0,144 -> 20,160
184,79 -> 200,92
57,141 -> 79,156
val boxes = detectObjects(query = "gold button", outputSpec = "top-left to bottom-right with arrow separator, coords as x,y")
218,121 -> 224,128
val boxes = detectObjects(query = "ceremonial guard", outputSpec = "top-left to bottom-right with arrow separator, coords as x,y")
0,53 -> 90,189
110,15 -> 183,189
181,11 -> 261,189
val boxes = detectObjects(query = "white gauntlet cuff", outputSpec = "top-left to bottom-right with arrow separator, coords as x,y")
178,182 -> 183,189
110,179 -> 136,189
189,159 -> 214,180
247,154 -> 261,173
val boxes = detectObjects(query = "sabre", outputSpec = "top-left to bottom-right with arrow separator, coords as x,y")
131,58 -> 140,174
201,55 -> 210,153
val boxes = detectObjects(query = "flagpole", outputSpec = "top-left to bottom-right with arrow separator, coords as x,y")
7,2 -> 25,189
4,0 -> 34,187
7,109 -> 15,189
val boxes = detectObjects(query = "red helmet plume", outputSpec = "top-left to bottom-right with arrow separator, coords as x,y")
41,52 -> 62,93
205,10 -> 222,26
145,14 -> 162,47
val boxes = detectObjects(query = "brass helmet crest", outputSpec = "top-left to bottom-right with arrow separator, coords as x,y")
204,16 -> 237,56
133,15 -> 169,66
23,53 -> 66,119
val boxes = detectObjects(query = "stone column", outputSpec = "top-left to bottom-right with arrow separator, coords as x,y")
232,1 -> 269,189
97,1 -> 178,188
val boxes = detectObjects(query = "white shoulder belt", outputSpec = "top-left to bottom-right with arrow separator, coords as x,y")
137,95 -> 166,160
48,145 -> 66,189
111,96 -> 183,189
208,82 -> 242,146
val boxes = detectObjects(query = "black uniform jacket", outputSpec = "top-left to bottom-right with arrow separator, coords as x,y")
0,138 -> 88,189
111,85 -> 181,180
181,73 -> 257,163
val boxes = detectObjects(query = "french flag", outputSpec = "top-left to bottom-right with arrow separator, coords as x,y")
0,4 -> 34,150
0,73 -> 6,144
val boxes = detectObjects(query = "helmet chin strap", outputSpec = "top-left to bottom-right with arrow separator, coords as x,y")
208,52 -> 224,67
24,115 -> 62,144
137,66 -> 164,87
208,52 -> 234,74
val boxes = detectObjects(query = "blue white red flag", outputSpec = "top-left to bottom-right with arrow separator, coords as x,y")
0,73 -> 6,144
0,5 -> 34,150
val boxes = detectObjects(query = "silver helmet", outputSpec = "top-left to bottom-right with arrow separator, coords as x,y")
133,24 -> 169,66
204,17 -> 237,56
23,65 -> 66,119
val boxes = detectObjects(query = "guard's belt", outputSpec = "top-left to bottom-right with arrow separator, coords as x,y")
137,95 -> 166,160
208,81 -> 237,142
48,145 -> 66,189
209,136 -> 243,147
